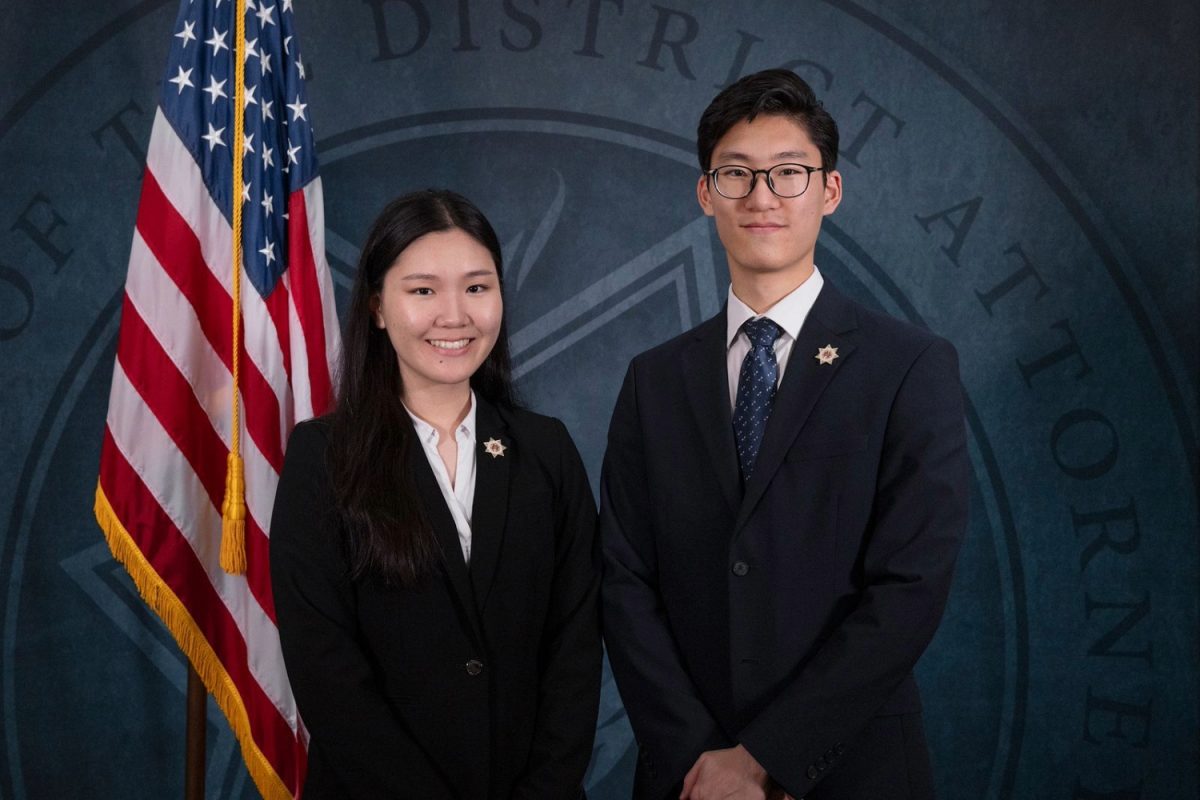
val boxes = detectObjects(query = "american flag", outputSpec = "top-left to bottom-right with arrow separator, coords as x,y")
94,0 -> 338,795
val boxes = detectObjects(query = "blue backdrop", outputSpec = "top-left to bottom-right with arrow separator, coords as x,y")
1,1 -> 1197,797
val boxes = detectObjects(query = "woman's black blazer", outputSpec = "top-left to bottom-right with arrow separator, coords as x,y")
269,398 -> 601,799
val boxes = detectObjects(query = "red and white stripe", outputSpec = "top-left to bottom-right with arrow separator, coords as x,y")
99,107 -> 339,796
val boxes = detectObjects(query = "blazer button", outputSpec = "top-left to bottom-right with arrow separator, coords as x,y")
806,765 -> 819,780
731,561 -> 750,576
464,659 -> 484,676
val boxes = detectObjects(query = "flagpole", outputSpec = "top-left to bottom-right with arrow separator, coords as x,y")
190,0 -> 248,793
185,664 -> 206,800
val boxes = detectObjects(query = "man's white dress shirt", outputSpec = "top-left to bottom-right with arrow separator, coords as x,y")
725,266 -> 825,409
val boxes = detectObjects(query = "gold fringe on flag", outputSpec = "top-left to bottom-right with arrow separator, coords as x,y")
221,0 -> 249,575
94,484 -> 292,800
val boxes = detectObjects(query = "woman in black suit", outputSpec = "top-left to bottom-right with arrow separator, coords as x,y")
270,190 -> 601,799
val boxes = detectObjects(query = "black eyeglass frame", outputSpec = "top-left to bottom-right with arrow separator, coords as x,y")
704,163 -> 826,199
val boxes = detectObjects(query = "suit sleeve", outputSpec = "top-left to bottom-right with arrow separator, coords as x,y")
738,337 -> 969,798
269,421 -> 456,799
599,362 -> 730,799
511,420 -> 603,799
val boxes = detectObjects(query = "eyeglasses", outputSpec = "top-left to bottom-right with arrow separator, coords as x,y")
705,163 -> 825,199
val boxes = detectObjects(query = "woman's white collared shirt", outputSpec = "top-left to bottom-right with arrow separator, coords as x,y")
404,392 -> 477,564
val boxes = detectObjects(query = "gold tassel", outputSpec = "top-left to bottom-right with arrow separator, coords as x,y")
220,452 -> 248,574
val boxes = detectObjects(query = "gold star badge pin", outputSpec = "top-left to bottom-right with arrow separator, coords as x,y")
483,437 -> 507,458
815,344 -> 839,365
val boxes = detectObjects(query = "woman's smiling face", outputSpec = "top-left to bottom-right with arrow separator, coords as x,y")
372,228 -> 503,398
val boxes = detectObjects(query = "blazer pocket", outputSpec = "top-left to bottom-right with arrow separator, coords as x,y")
786,432 -> 869,461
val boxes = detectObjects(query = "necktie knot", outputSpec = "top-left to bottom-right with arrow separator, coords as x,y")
742,317 -> 783,350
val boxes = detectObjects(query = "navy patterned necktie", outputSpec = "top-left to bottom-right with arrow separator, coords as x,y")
733,317 -> 784,481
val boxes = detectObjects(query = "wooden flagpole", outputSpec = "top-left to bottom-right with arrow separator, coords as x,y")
186,0 -> 249,795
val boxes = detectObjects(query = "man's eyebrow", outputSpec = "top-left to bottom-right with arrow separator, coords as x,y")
714,150 -> 812,163
714,150 -> 751,163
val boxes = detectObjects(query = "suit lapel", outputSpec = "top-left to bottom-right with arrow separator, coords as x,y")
469,397 -> 511,613
407,435 -> 486,645
681,310 -> 741,516
733,283 -> 859,537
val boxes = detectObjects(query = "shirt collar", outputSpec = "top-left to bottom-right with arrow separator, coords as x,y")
404,391 -> 477,446
726,265 -> 824,349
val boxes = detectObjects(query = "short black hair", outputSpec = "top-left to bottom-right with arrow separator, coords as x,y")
697,68 -> 839,174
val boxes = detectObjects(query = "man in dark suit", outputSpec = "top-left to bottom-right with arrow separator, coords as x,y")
600,68 -> 968,800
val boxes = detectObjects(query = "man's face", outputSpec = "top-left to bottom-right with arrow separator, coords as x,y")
697,114 -> 842,287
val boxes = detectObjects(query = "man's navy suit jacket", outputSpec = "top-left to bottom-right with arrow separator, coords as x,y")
600,279 -> 969,799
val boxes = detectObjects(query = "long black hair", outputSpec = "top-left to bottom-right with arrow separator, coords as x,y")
327,189 -> 516,585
